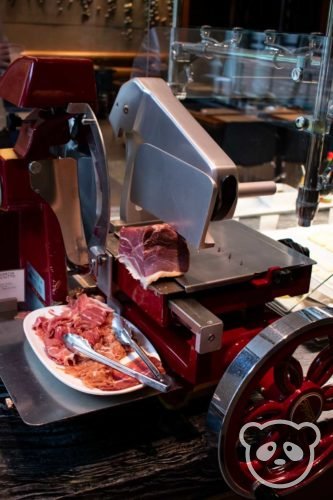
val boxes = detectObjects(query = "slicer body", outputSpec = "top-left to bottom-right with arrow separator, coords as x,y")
1,56 -> 333,499
105,76 -> 333,498
104,77 -> 313,384
0,56 -> 109,307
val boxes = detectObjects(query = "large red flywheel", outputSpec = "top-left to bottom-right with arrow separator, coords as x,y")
207,306 -> 333,498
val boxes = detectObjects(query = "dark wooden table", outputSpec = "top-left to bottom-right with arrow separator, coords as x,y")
0,379 -> 240,499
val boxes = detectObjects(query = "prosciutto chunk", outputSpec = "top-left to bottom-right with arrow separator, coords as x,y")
33,294 -> 115,365
118,223 -> 190,288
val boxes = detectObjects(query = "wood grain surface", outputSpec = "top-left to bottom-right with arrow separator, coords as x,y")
0,382 -> 240,500
1,349 -> 332,500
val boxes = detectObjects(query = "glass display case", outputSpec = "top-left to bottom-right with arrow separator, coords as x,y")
135,21 -> 333,229
169,27 -> 324,109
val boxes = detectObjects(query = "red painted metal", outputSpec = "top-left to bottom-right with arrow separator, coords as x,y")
250,266 -> 280,286
19,205 -> 68,304
123,300 -> 277,385
116,260 -> 312,327
0,56 -> 97,109
0,212 -> 19,271
114,247 -> 313,386
307,344 -> 333,386
0,56 -> 99,306
117,263 -> 170,326
14,110 -> 71,160
222,324 -> 333,496
0,155 -> 41,208
1,54 -> 330,497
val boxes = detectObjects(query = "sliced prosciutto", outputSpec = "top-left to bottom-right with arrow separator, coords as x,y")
33,294 -> 118,366
32,293 -> 163,391
118,223 -> 190,288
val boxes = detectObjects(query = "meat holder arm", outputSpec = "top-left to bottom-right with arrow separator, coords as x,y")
109,77 -> 239,248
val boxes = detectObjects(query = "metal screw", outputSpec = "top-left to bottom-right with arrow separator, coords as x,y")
97,254 -> 107,264
264,29 -> 277,44
200,25 -> 212,40
82,117 -> 95,125
291,67 -> 303,82
29,161 -> 42,174
231,27 -> 243,46
295,116 -> 309,129
208,334 -> 216,342
327,100 -> 333,118
123,104 -> 129,114
309,32 -> 322,51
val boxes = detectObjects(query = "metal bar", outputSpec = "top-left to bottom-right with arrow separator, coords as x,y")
169,298 -> 223,354
171,41 -> 321,67
63,334 -> 171,393
297,0 -> 333,226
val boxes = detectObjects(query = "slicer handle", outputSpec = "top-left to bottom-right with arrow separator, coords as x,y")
238,181 -> 276,198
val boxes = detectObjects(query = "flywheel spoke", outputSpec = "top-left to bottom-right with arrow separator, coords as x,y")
322,385 -> 333,410
244,400 -> 286,423
274,356 -> 304,395
307,346 -> 333,386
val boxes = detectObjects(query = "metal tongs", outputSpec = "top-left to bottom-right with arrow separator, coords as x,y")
63,333 -> 171,393
112,315 -> 166,383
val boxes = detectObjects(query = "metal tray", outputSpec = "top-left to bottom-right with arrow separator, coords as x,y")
0,313 -> 157,426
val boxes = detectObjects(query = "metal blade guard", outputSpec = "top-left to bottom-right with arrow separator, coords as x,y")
109,77 -> 238,248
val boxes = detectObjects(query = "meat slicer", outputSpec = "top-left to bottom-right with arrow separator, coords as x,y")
1,56 -> 333,499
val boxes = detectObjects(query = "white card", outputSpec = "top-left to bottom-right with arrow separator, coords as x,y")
0,269 -> 25,302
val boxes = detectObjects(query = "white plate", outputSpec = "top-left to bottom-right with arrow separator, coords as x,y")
23,304 -> 161,396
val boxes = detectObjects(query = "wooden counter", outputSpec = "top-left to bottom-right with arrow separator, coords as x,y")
0,306 -> 237,499
0,377 -> 239,499
22,50 -> 138,62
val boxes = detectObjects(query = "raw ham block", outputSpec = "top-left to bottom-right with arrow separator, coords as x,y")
118,223 -> 190,288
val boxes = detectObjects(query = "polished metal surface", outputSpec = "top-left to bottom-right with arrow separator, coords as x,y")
106,221 -> 313,297
296,3 -> 333,226
63,334 -> 170,393
66,103 -> 110,258
68,271 -> 98,292
171,39 -> 322,67
131,143 -> 217,249
91,249 -> 121,311
109,77 -> 238,248
207,306 -> 333,497
0,316 -> 156,426
176,220 -> 314,293
169,298 -> 223,353
113,315 -> 166,382
29,158 -> 89,266
238,181 -> 276,198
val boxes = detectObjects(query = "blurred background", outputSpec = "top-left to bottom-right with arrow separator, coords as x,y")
1,0 -> 333,213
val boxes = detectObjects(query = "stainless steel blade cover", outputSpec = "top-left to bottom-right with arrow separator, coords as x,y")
131,143 -> 217,248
